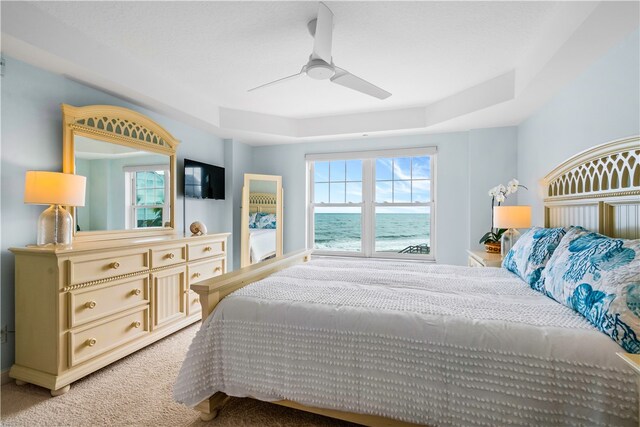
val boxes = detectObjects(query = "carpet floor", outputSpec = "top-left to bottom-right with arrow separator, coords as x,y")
1,323 -> 354,426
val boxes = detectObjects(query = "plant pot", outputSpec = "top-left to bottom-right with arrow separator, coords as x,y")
484,241 -> 501,254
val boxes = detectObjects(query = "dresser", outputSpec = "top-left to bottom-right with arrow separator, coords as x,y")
466,249 -> 503,268
9,232 -> 229,396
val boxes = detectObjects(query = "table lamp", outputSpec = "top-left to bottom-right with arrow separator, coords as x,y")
493,205 -> 532,257
24,171 -> 86,246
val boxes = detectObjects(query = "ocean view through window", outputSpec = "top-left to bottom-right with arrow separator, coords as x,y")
307,148 -> 436,259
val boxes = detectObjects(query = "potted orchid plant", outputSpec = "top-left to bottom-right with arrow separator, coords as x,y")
479,179 -> 527,253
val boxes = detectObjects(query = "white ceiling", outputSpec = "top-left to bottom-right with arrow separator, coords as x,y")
2,1 -> 639,145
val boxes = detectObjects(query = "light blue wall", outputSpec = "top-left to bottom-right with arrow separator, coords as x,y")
518,29 -> 640,226
468,127 -> 519,251
251,130 -> 518,266
0,56 -> 230,370
224,139 -> 254,270
74,159 -> 93,231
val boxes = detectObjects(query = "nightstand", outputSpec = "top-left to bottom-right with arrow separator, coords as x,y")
467,249 -> 502,268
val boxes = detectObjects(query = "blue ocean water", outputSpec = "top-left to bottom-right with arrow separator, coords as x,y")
314,213 -> 430,252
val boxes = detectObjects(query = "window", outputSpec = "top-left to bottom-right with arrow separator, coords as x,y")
312,160 -> 363,252
124,165 -> 170,229
307,148 -> 436,259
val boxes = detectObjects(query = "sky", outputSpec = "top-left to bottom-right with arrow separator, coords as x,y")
313,156 -> 431,214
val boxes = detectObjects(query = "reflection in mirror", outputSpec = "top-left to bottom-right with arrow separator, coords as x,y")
74,136 -> 170,232
247,180 -> 278,264
241,174 -> 282,267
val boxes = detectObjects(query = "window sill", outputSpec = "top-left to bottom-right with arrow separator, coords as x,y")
311,250 -> 436,263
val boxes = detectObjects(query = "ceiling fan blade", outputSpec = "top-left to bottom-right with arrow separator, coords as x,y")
311,2 -> 334,63
248,68 -> 305,92
330,67 -> 392,99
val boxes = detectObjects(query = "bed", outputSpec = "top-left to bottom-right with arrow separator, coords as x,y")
249,228 -> 276,262
176,136 -> 640,426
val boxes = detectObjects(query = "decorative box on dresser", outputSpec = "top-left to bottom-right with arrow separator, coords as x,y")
466,249 -> 502,268
9,232 -> 229,396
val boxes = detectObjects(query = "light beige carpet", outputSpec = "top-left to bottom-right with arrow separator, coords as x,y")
1,323 -> 354,426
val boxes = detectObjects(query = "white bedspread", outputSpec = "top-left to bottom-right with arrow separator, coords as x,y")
249,229 -> 276,263
174,258 -> 637,426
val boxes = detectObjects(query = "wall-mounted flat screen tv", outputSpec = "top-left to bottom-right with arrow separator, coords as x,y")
184,159 -> 225,200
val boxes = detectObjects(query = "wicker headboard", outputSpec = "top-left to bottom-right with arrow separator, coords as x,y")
249,192 -> 277,214
543,136 -> 640,238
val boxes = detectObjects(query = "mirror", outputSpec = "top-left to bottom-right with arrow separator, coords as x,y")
74,136 -> 171,232
241,174 -> 283,267
62,104 -> 179,241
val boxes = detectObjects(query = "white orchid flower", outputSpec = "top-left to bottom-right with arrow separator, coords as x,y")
488,187 -> 497,196
496,193 -> 505,203
497,184 -> 506,194
505,187 -> 512,195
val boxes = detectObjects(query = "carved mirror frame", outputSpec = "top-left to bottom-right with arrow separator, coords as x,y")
62,104 -> 180,242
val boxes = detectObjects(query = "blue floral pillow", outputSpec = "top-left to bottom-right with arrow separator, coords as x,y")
540,228 -> 640,353
248,213 -> 258,229
256,213 -> 276,229
502,227 -> 566,290
249,212 -> 276,229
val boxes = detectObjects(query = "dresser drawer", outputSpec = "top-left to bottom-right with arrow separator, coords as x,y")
68,249 -> 149,285
68,276 -> 149,328
188,258 -> 224,284
188,240 -> 224,261
150,244 -> 187,269
69,307 -> 149,367
187,290 -> 202,317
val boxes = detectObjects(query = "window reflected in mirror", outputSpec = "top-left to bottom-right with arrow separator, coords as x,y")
74,136 -> 170,232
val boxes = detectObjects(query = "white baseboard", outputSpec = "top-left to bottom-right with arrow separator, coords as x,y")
1,369 -> 12,385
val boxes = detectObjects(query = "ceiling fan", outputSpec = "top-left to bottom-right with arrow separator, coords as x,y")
248,2 -> 392,100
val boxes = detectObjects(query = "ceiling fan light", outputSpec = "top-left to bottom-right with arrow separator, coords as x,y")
306,61 -> 335,80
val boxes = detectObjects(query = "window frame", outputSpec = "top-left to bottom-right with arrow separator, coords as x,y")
306,147 -> 437,261
124,164 -> 171,230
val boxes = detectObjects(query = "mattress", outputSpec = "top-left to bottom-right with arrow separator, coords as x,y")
174,258 -> 637,426
249,229 -> 276,263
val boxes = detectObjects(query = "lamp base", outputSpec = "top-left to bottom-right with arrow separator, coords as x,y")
501,228 -> 521,258
37,204 -> 73,246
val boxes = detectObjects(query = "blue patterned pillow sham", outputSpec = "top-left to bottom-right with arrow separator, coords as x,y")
249,212 -> 276,229
502,227 -> 566,290
540,227 -> 640,353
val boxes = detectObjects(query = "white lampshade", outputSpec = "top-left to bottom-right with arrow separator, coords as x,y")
493,205 -> 532,229
24,171 -> 86,207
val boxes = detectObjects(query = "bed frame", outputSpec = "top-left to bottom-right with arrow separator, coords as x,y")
249,192 -> 278,214
543,136 -> 639,236
191,136 -> 639,426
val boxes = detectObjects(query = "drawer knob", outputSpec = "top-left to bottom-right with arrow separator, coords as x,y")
110,261 -> 120,270
214,267 -> 222,273
86,338 -> 97,347
193,272 -> 201,278
204,246 -> 212,252
132,321 -> 141,329
85,301 -> 97,309
132,288 -> 142,296
166,253 -> 175,260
